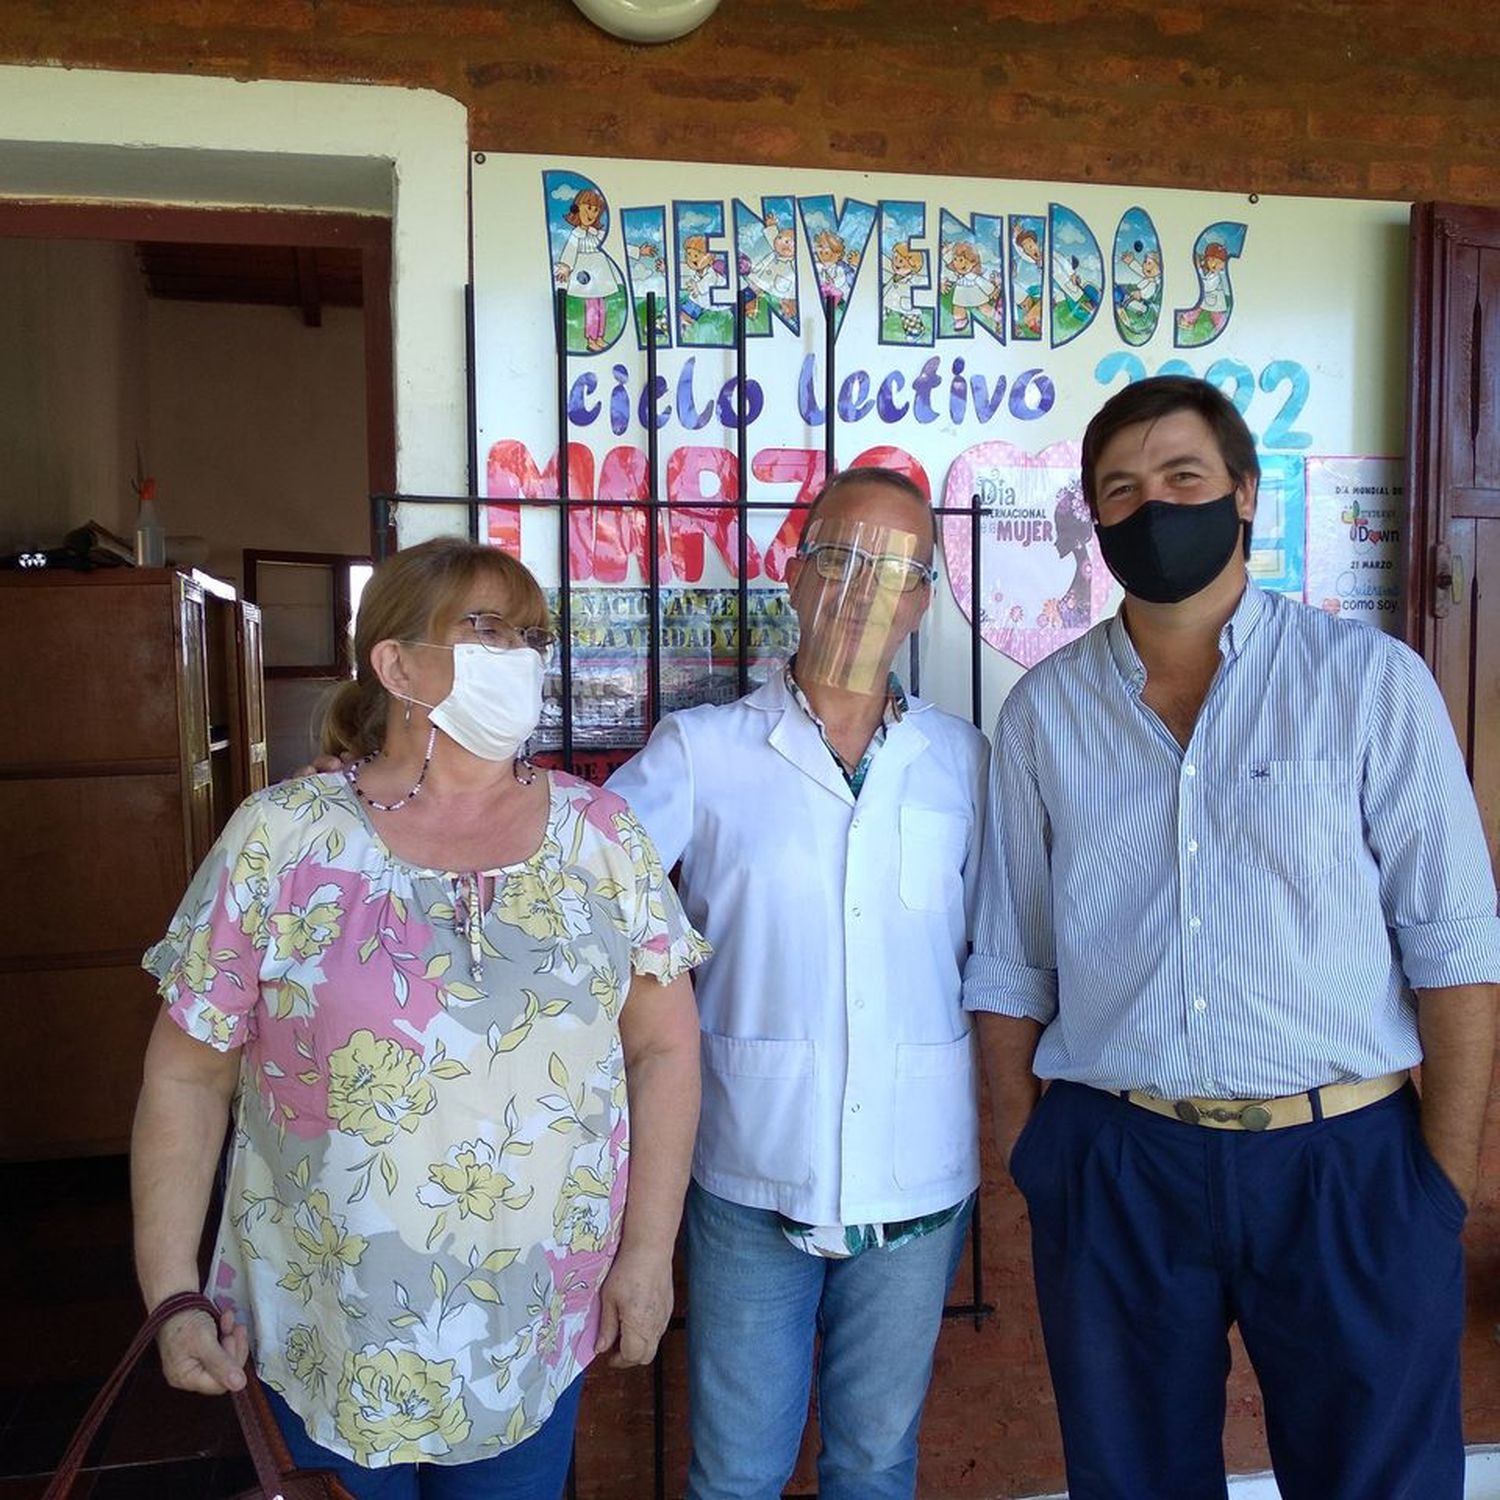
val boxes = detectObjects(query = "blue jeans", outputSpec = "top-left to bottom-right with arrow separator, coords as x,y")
262,1375 -> 582,1500
1016,1081 -> 1466,1500
684,1182 -> 973,1500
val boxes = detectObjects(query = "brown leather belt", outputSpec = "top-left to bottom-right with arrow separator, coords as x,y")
1119,1070 -> 1408,1131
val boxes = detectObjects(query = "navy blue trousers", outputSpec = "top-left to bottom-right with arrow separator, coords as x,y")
1012,1081 -> 1467,1500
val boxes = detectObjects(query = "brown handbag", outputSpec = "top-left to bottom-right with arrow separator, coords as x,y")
43,1290 -> 356,1500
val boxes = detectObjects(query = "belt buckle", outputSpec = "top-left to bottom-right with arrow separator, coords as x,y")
1172,1099 -> 1272,1131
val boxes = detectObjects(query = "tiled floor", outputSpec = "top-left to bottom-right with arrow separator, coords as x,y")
0,1155 -> 254,1500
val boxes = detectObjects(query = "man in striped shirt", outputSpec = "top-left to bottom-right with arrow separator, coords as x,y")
964,375 -> 1500,1500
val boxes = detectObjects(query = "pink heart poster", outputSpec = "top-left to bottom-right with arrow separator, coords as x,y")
941,440 -> 1115,669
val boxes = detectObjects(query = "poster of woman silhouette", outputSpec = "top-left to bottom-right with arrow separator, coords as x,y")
941,440 -> 1113,669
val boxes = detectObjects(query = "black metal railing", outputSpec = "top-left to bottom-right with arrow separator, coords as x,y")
370,284 -> 995,1499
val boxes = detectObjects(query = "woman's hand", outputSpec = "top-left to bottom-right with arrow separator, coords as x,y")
156,1303 -> 249,1394
594,1244 -> 674,1367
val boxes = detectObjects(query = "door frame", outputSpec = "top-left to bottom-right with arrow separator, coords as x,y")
0,202 -> 395,514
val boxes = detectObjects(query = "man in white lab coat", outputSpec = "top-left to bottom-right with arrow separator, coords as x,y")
608,468 -> 987,1500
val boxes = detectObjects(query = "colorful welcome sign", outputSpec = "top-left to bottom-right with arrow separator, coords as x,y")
467,154 -> 1409,730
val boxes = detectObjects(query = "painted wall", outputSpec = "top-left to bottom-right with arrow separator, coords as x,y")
0,238 -> 148,554
0,66 -> 469,507
145,300 -> 369,587
0,244 -> 370,583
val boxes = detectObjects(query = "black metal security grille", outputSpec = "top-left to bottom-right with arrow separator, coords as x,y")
371,289 -> 994,1498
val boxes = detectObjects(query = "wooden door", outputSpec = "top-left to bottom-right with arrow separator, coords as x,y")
236,600 -> 270,796
1408,203 -> 1500,872
174,573 -> 215,866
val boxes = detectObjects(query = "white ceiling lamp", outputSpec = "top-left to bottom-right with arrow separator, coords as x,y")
571,0 -> 721,43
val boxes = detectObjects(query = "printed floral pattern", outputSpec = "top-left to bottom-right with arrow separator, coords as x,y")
334,1344 -> 472,1464
325,1030 -> 437,1145
144,772 -> 709,1468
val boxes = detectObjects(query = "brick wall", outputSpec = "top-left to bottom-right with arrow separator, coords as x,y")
2,1 -> 1499,202
2,3 -> 1495,1495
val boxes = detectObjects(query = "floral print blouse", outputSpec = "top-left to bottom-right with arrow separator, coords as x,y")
144,772 -> 710,1468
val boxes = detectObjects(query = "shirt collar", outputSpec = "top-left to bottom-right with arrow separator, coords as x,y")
784,657 -> 908,729
1106,579 -> 1269,695
1220,578 -> 1267,657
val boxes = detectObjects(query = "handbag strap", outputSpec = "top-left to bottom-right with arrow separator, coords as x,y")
43,1290 -> 287,1500
232,1357 -> 303,1494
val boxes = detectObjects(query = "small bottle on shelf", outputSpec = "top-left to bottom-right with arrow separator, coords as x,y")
134,477 -> 165,568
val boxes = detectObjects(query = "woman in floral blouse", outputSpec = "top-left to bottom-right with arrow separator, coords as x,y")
132,538 -> 709,1499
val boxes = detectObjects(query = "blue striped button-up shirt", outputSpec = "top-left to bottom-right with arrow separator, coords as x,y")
962,582 -> 1500,1098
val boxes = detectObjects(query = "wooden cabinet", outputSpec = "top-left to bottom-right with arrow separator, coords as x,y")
0,569 -> 267,1158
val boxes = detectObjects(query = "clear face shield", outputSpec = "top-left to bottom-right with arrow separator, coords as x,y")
791,519 -> 935,693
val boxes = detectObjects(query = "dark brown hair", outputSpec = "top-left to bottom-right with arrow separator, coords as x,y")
1080,375 -> 1260,515
321,538 -> 549,758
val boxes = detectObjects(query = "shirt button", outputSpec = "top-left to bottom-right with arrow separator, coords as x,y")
1187,839 -> 1199,853
1193,996 -> 1207,1012
850,1102 -> 861,1113
853,998 -> 865,1009
850,906 -> 862,918
1184,763 -> 1197,777
1189,916 -> 1202,931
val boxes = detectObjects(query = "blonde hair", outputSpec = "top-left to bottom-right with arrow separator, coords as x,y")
321,537 -> 550,758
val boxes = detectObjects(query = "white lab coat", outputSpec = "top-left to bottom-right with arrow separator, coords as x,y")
606,668 -> 987,1225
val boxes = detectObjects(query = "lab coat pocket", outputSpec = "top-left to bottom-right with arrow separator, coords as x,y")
898,807 -> 968,913
696,1030 -> 815,1188
1230,758 -> 1360,885
892,1032 -> 979,1189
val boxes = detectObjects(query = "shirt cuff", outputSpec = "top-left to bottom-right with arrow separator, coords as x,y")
961,954 -> 1057,1022
1395,915 -> 1500,991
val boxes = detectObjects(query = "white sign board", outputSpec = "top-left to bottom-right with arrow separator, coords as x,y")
467,153 -> 1409,738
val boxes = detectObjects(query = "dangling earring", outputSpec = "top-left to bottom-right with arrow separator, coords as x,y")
513,737 -> 537,786
404,699 -> 412,726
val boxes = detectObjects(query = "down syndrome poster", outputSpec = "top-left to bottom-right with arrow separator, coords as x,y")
465,153 -> 1409,747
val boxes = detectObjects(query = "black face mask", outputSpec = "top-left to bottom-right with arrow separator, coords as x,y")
1096,493 -> 1246,604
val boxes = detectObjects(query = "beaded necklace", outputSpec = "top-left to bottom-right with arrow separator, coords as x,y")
348,725 -> 538,810
348,725 -> 438,812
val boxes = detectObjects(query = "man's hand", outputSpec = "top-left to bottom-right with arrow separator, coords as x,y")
594,1244 -> 674,1367
156,1304 -> 249,1394
996,1105 -> 1038,1176
291,753 -> 349,779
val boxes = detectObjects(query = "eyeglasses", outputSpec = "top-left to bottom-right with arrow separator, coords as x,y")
454,611 -> 556,657
797,543 -> 937,594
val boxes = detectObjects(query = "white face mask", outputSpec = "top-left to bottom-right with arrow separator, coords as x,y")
406,643 -> 545,762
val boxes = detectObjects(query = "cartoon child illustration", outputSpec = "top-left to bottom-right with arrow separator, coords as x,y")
881,240 -> 927,340
942,240 -> 1000,332
1177,241 -> 1231,337
628,239 -> 671,342
742,213 -> 798,323
1051,480 -> 1095,629
554,188 -> 621,353
812,229 -> 859,308
1013,226 -> 1045,336
1051,250 -> 1099,322
679,235 -> 723,335
1118,245 -> 1162,318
